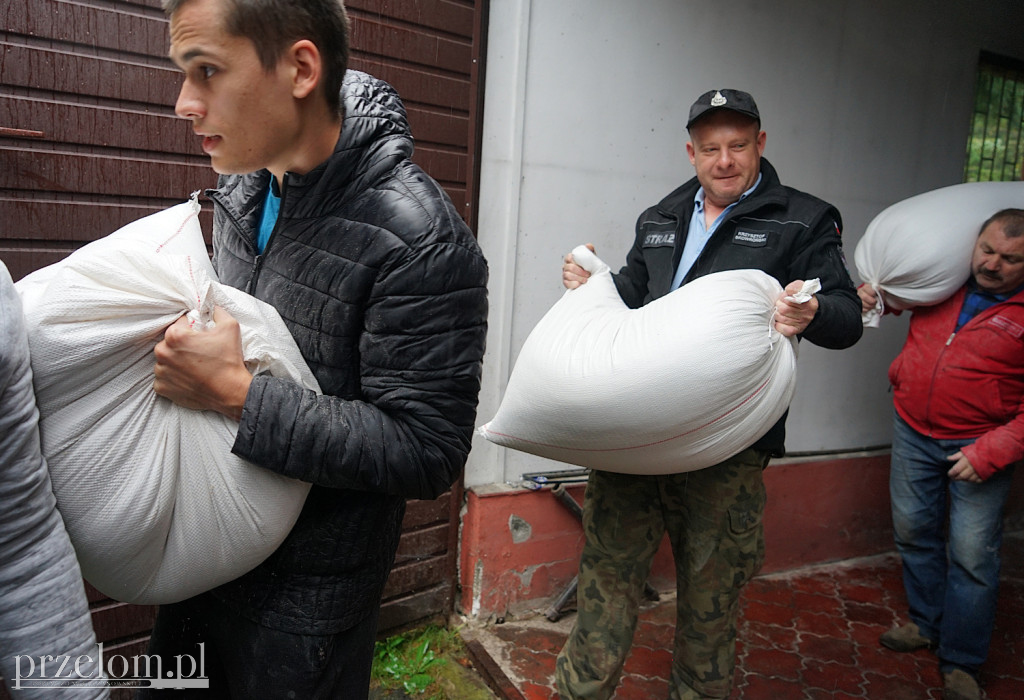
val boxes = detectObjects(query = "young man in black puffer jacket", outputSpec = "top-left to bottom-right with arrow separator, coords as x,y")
147,1 -> 488,697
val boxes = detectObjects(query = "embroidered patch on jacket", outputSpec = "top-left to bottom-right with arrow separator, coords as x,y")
990,315 -> 1024,338
642,232 -> 675,247
733,230 -> 769,247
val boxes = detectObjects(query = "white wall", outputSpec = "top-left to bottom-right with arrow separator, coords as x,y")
467,0 -> 1024,486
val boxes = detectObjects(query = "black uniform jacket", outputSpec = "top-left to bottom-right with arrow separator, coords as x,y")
613,158 -> 861,455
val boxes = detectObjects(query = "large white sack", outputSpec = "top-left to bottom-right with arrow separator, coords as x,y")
854,181 -> 1024,326
16,196 -> 320,605
477,246 -> 801,474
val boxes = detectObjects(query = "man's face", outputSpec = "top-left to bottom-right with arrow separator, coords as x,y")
169,0 -> 301,177
972,221 -> 1024,295
686,112 -> 766,210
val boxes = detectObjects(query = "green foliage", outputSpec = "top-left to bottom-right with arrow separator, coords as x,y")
964,61 -> 1024,183
371,625 -> 461,699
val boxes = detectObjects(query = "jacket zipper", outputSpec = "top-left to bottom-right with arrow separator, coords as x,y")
210,176 -> 288,295
922,332 -> 956,436
252,176 -> 290,295
923,300 -> 996,435
207,188 -> 248,258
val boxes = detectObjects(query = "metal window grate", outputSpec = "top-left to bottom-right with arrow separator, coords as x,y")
964,51 -> 1024,183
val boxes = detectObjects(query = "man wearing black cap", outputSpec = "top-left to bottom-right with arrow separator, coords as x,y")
555,89 -> 862,699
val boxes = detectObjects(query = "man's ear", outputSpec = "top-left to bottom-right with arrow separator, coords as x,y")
288,39 -> 322,100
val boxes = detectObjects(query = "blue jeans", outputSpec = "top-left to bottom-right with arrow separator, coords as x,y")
890,413 -> 1015,675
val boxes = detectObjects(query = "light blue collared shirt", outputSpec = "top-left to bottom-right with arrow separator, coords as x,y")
670,173 -> 762,291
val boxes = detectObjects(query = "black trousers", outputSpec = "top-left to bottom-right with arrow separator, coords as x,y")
135,591 -> 379,700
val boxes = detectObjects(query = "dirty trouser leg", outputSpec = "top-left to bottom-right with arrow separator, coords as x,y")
138,592 -> 379,699
556,470 -> 665,700
663,448 -> 769,699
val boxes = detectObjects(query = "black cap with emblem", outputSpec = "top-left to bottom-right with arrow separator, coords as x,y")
686,89 -> 760,129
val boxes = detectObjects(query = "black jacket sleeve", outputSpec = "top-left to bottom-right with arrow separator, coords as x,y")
612,210 -> 657,309
233,238 -> 488,501
787,204 -> 862,350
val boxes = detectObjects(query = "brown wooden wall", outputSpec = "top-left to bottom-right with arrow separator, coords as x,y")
347,0 -> 487,231
0,0 -> 215,283
0,0 -> 488,684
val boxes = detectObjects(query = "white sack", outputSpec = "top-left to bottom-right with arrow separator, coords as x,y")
16,196 -> 320,605
477,246 -> 801,475
854,181 -> 1024,326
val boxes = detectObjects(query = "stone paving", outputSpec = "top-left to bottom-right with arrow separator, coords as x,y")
465,533 -> 1024,699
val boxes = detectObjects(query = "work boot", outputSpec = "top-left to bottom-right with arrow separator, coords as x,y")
879,622 -> 935,652
943,668 -> 981,700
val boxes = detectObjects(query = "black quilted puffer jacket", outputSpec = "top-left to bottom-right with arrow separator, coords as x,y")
203,71 -> 488,634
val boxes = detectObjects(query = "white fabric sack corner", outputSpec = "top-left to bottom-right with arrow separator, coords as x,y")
16,196 -> 320,605
477,246 -> 805,475
854,181 -> 1024,327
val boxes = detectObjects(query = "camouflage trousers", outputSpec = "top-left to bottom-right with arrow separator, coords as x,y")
555,448 -> 770,700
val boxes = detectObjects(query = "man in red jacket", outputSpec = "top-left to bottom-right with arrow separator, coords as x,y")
859,208 -> 1024,700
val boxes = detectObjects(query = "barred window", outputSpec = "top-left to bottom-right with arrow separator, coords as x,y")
964,51 -> 1024,182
